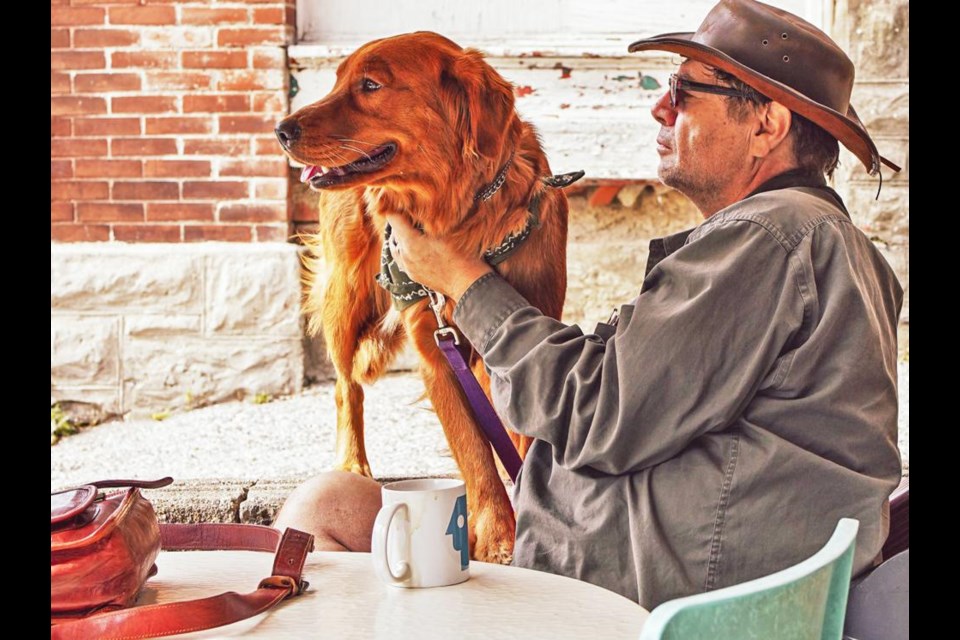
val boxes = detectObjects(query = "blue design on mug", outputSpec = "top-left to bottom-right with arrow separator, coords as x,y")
445,494 -> 469,570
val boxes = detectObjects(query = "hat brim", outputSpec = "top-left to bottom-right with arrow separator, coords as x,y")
629,33 -> 899,174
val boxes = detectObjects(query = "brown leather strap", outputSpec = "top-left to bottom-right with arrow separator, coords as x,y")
160,523 -> 283,553
89,477 -> 175,491
51,587 -> 294,640
271,528 -> 314,581
51,527 -> 314,640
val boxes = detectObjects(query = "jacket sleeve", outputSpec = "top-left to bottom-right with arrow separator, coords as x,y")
453,219 -> 805,475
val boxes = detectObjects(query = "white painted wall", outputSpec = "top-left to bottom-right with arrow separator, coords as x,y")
290,0 -> 827,180
296,0 -> 824,55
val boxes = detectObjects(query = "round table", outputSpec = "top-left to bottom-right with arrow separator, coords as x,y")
144,550 -> 649,639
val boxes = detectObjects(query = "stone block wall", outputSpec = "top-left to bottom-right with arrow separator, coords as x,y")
51,244 -> 306,419
832,0 -> 909,355
560,186 -> 702,328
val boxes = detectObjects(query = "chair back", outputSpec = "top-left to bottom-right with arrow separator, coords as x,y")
638,518 -> 859,640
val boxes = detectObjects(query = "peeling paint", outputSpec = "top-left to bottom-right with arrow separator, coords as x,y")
515,85 -> 536,97
554,62 -> 573,79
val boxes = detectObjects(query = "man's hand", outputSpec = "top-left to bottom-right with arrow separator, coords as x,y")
385,214 -> 493,303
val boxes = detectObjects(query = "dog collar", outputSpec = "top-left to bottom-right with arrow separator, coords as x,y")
482,170 -> 584,265
377,169 -> 585,310
474,151 -> 515,202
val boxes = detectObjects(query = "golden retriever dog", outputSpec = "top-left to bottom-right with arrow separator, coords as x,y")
275,31 -> 569,563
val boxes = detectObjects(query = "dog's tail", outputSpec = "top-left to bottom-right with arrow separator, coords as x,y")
298,231 -> 328,338
352,308 -> 406,384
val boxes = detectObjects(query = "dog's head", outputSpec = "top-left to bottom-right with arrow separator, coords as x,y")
276,32 -> 517,202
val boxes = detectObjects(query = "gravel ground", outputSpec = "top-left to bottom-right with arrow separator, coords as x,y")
51,372 -> 457,490
51,363 -> 909,490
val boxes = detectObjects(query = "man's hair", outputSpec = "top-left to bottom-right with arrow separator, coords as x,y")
709,69 -> 840,179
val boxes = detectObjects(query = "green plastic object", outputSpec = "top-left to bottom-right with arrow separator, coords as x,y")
639,518 -> 859,640
639,74 -> 662,90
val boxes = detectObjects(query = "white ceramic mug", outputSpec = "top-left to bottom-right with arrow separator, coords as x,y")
371,478 -> 469,588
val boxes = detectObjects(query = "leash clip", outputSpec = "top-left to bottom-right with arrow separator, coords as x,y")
427,289 -> 461,345
434,326 -> 461,346
427,289 -> 447,328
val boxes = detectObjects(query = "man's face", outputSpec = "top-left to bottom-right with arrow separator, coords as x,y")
650,60 -> 757,215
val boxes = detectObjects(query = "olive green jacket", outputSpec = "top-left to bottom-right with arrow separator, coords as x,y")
453,182 -> 903,609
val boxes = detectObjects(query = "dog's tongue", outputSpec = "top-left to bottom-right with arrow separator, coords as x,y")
299,165 -> 340,182
300,165 -> 321,183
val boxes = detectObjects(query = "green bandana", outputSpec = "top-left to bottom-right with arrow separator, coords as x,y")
375,223 -> 430,310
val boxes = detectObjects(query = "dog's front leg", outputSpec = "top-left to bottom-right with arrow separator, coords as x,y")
321,272 -> 375,478
404,302 -> 516,564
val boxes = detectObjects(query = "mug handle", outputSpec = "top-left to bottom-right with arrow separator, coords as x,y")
372,502 -> 411,584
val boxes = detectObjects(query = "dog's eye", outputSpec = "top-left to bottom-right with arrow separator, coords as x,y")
361,78 -> 382,92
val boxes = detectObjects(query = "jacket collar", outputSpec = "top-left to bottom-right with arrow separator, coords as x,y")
644,169 -> 847,277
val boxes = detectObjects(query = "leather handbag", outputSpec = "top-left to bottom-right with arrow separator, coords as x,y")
51,477 -> 314,639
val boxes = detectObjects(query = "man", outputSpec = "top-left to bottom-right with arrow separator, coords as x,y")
276,0 -> 903,609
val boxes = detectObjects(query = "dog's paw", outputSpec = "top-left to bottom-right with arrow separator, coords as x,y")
470,506 -> 516,565
478,541 -> 514,566
473,536 -> 514,565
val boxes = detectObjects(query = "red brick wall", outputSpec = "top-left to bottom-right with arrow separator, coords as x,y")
51,0 -> 296,243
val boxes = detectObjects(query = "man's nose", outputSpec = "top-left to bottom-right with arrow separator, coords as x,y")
650,91 -> 677,127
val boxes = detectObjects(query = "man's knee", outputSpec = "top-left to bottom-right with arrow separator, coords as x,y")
273,471 -> 381,551
284,471 -> 359,506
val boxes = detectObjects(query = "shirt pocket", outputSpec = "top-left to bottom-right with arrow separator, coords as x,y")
593,303 -> 635,342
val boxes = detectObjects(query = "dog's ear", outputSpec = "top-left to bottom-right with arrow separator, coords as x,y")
441,48 -> 515,162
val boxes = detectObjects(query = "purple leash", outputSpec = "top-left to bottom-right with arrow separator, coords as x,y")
428,290 -> 523,482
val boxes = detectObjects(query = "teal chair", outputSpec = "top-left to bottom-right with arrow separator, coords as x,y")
639,518 -> 859,640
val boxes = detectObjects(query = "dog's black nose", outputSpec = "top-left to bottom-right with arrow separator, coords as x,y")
275,120 -> 301,149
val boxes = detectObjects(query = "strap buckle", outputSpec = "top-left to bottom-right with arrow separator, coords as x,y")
258,574 -> 309,597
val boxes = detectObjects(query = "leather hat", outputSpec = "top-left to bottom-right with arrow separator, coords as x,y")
628,0 -> 899,175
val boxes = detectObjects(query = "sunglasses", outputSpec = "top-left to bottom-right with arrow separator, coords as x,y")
668,74 -> 752,108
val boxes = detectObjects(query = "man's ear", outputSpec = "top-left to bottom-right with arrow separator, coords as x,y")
441,48 -> 515,161
750,101 -> 793,159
